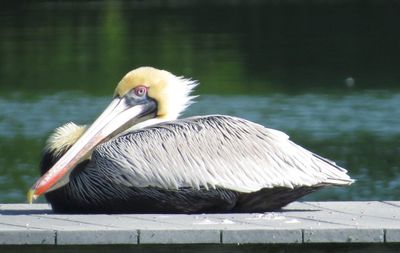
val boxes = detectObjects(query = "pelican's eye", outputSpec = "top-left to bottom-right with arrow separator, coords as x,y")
133,86 -> 148,97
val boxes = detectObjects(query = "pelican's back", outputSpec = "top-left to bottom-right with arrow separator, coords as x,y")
88,115 -> 352,212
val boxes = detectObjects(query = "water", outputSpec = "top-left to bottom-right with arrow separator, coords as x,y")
0,1 -> 399,203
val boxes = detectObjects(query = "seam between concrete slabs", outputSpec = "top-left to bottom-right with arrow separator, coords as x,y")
283,215 -> 359,228
382,201 -> 400,208
384,228 -> 387,243
31,215 -> 121,229
302,202 -> 400,222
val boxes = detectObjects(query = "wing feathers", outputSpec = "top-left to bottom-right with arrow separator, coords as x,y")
92,115 -> 353,193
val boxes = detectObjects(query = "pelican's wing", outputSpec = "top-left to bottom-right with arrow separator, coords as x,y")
92,115 -> 354,193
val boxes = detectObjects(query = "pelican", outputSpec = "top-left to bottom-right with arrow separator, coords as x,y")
28,67 -> 354,214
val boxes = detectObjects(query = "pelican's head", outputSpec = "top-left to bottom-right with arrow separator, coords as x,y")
28,67 -> 197,202
116,67 -> 197,122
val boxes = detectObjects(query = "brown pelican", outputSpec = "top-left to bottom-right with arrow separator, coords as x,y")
28,67 -> 354,214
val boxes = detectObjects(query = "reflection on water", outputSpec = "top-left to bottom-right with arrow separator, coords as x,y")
1,2 -> 400,95
0,1 -> 399,203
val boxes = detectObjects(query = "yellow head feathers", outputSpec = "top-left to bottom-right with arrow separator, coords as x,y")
115,67 -> 198,120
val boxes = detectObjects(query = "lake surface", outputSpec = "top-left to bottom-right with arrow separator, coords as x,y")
0,1 -> 399,203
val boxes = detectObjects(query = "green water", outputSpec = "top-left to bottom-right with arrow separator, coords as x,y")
0,1 -> 399,203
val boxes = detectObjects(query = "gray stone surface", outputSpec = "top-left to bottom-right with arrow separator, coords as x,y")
140,229 -> 220,244
0,225 -> 55,245
0,201 -> 399,245
222,229 -> 302,244
57,229 -> 138,245
385,229 -> 400,243
304,228 -> 384,243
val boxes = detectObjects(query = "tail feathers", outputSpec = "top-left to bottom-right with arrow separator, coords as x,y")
320,177 -> 355,186
312,153 -> 354,186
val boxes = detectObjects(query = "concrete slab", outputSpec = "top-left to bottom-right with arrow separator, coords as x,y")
304,228 -> 384,243
140,229 -> 220,244
0,202 -> 399,245
222,228 -> 302,244
0,224 -> 54,245
56,229 -> 137,245
385,229 -> 400,243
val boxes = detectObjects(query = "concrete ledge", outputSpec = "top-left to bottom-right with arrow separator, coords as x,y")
0,201 -> 399,245
57,229 -> 138,245
0,230 -> 55,245
140,229 -> 220,244
303,228 -> 384,243
386,229 -> 400,243
222,229 -> 302,244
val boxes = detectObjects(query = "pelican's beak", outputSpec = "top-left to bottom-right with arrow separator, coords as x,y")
28,96 -> 156,203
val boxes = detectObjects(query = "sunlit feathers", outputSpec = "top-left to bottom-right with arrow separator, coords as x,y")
45,122 -> 86,157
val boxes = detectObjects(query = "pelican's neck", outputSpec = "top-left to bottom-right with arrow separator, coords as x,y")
123,116 -> 174,133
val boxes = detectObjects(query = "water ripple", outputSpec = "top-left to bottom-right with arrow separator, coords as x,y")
0,91 -> 398,139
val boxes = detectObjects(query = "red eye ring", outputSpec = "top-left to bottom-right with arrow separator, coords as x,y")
134,86 -> 148,97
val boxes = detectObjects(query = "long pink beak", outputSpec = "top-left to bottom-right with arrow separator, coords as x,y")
28,96 -> 148,203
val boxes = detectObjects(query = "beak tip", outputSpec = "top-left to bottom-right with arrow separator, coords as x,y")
27,189 -> 38,204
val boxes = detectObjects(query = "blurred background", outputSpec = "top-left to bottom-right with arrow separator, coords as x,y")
0,0 -> 399,203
